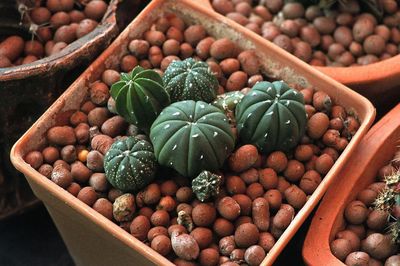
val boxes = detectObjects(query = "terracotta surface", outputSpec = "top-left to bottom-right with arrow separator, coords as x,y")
203,1 -> 400,111
10,0 -> 375,265
303,103 -> 400,266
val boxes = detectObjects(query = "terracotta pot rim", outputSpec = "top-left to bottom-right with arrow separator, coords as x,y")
315,54 -> 400,86
10,0 -> 375,265
0,0 -> 118,82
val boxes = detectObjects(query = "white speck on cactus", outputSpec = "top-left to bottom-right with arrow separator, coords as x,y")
267,111 -> 274,115
251,92 -> 257,96
172,144 -> 177,150
285,120 -> 290,124
267,87 -> 272,92
172,112 -> 180,116
293,90 -> 298,95
200,104 -> 205,109
199,155 -> 204,160
213,132 -> 218,137
192,134 -> 199,138
164,124 -> 170,129
133,152 -> 138,156
285,100 -> 290,106
247,113 -> 252,118
264,133 -> 268,138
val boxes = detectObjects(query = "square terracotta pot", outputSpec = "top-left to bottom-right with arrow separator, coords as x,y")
303,104 -> 400,265
10,0 -> 375,265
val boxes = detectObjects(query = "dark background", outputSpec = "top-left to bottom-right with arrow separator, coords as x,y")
0,204 -> 307,266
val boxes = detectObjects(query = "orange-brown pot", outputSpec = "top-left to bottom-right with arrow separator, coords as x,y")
203,1 -> 400,112
303,103 -> 400,266
10,0 -> 375,265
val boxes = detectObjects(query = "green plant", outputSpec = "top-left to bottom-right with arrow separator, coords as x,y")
150,100 -> 235,177
192,170 -> 222,202
104,136 -> 157,192
110,66 -> 170,133
296,0 -> 383,19
374,169 -> 400,244
235,81 -> 307,154
212,91 -> 245,127
162,58 -> 218,103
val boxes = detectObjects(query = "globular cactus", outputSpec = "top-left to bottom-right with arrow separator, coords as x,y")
104,136 -> 157,192
235,81 -> 307,154
150,100 -> 235,178
192,170 -> 222,202
374,168 -> 400,244
162,58 -> 218,103
110,66 -> 170,132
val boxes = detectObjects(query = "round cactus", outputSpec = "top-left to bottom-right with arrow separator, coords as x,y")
110,66 -> 170,132
235,81 -> 307,154
104,136 -> 157,192
150,100 -> 235,178
192,170 -> 222,202
162,58 -> 218,103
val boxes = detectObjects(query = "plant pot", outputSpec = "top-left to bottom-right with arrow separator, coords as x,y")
203,1 -> 400,114
10,0 -> 375,265
0,0 -> 152,220
303,103 -> 400,266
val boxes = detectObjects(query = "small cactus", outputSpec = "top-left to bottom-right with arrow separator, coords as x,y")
373,168 -> 400,244
191,170 -> 222,202
177,210 -> 194,232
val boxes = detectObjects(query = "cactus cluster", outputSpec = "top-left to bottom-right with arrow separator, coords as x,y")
374,169 -> 400,244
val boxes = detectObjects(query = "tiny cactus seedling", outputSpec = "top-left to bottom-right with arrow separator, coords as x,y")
104,136 -> 157,192
212,91 -> 245,128
192,170 -> 222,202
163,58 -> 218,103
235,81 -> 307,154
177,210 -> 194,232
150,100 -> 235,178
110,66 -> 170,132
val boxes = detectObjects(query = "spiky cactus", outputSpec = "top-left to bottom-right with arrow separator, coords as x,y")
374,169 -> 400,244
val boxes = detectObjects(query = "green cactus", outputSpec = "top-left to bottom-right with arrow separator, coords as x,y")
104,136 -> 157,192
212,91 -> 245,127
162,58 -> 218,103
192,170 -> 222,202
374,168 -> 400,244
150,100 -> 235,178
235,81 -> 307,154
110,66 -> 170,132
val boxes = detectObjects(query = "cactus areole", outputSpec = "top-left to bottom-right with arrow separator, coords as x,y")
235,81 -> 307,154
150,100 -> 235,178
162,58 -> 218,103
104,136 -> 157,192
110,66 -> 170,132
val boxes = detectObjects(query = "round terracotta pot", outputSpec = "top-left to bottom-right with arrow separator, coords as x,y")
303,103 -> 400,265
203,1 -> 400,113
